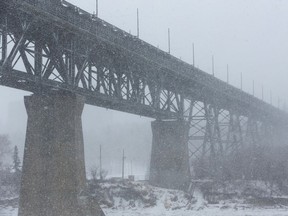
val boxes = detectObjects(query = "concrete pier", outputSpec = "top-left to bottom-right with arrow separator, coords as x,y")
149,120 -> 191,190
18,92 -> 86,216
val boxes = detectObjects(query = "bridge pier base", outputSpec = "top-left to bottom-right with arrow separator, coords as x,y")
18,92 -> 87,216
149,120 -> 191,190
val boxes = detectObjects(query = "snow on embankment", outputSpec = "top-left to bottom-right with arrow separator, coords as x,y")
88,179 -> 288,212
88,179 -> 196,211
2,179 -> 288,215
196,180 -> 288,207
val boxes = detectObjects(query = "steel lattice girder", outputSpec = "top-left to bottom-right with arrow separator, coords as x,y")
0,0 -> 287,125
0,3 -> 188,119
187,101 -> 280,179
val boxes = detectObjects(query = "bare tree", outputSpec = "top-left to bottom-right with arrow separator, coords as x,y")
13,146 -> 21,172
90,166 -> 108,182
90,166 -> 99,182
100,169 -> 108,180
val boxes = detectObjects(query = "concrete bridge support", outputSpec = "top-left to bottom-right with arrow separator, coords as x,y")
149,120 -> 191,190
18,92 -> 87,216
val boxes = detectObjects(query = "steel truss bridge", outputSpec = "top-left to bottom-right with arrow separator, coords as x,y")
1,0 -> 288,179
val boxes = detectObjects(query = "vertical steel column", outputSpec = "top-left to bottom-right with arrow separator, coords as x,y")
204,104 -> 223,178
69,38 -> 76,85
188,102 -> 225,179
221,112 -> 245,179
34,40 -> 43,77
88,61 -> 92,90
188,101 -> 207,178
225,113 -> 243,155
0,16 -> 8,64
245,116 -> 261,179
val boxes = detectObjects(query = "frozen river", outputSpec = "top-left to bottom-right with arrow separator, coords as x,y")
1,207 -> 288,216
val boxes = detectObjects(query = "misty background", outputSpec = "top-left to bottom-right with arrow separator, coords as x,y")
0,0 -> 288,178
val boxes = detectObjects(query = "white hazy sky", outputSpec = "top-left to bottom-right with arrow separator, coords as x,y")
1,0 -> 288,177
68,0 -> 288,104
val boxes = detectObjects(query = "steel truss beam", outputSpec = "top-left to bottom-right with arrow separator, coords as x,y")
187,101 -> 279,180
0,8 -> 189,119
0,0 -> 287,124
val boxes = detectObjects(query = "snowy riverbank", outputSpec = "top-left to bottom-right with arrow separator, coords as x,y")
2,206 -> 288,216
2,179 -> 288,216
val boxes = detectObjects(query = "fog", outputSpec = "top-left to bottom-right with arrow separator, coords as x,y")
1,0 -> 288,178
0,88 -> 152,178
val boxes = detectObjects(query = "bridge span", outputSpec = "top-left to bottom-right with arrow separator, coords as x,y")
0,0 -> 288,215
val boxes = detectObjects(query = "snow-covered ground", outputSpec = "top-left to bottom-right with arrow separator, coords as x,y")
2,180 -> 288,216
104,208 -> 288,216
0,207 -> 17,216
2,207 -> 288,216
